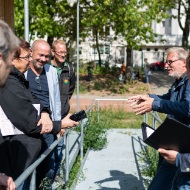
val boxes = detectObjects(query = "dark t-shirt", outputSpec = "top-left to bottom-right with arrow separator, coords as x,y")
27,68 -> 50,108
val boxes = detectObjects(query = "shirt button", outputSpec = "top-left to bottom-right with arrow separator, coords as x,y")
186,168 -> 190,172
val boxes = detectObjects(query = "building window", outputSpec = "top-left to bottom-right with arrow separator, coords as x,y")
105,26 -> 110,36
162,20 -> 165,27
75,47 -> 82,54
92,46 -> 97,54
79,47 -> 82,55
169,19 -> 171,27
99,45 -> 104,54
105,44 -> 110,54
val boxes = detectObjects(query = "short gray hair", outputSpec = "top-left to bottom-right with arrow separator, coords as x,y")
0,20 -> 20,61
165,47 -> 189,60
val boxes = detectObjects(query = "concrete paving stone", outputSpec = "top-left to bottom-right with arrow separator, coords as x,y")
74,129 -> 145,190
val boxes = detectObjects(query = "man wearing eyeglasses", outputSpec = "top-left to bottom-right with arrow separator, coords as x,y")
51,39 -> 75,185
127,47 -> 190,190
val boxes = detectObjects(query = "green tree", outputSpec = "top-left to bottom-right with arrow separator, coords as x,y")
112,0 -> 174,66
14,0 -> 77,47
14,0 -> 175,66
80,0 -> 174,66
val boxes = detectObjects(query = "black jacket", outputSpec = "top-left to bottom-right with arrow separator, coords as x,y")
0,67 -> 61,179
0,66 -> 61,135
59,62 -> 75,118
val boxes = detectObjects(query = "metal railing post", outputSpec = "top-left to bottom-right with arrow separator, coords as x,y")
29,170 -> 36,190
65,131 -> 70,188
97,100 -> 100,122
80,121 -> 84,160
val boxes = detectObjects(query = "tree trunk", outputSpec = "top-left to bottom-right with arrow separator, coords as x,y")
127,47 -> 132,67
95,30 -> 102,67
182,1 -> 190,48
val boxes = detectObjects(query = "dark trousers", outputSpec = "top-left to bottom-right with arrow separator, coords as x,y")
148,159 -> 177,190
0,135 -> 41,180
36,134 -> 55,187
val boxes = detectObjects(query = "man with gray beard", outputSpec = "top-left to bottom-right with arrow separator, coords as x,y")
127,47 -> 190,190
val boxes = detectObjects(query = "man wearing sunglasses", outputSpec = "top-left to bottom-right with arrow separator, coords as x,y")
127,47 -> 190,190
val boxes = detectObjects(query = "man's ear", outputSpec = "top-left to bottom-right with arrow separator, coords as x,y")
182,60 -> 187,67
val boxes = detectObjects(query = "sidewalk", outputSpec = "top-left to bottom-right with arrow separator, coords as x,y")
74,129 -> 145,190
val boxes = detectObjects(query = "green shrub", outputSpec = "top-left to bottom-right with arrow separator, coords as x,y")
83,115 -> 108,152
139,146 -> 159,188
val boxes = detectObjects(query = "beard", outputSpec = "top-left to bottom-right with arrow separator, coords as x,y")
32,60 -> 43,70
169,70 -> 182,79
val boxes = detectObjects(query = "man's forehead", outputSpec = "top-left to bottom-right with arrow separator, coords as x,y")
55,43 -> 66,49
167,52 -> 178,58
34,47 -> 50,54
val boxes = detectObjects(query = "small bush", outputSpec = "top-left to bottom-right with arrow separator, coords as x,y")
84,116 -> 108,152
139,146 -> 159,188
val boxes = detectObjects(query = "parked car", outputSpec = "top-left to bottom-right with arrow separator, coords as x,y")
150,61 -> 165,71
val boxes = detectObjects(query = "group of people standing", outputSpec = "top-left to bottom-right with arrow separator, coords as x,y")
0,20 -> 77,190
3,17 -> 190,190
128,47 -> 190,190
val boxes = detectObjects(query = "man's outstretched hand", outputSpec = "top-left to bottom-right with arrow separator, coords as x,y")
127,95 -> 153,115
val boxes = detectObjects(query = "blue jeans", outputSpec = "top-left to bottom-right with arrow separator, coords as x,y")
145,70 -> 149,83
172,169 -> 190,190
148,160 -> 178,190
54,136 -> 64,175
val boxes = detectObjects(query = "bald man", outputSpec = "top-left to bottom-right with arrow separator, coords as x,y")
25,39 -> 61,187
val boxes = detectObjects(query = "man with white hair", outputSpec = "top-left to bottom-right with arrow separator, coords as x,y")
0,19 -> 20,190
128,47 -> 190,190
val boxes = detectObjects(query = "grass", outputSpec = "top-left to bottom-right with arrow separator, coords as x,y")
98,107 -> 143,129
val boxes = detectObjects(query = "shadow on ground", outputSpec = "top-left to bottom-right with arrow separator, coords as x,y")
95,170 -> 144,190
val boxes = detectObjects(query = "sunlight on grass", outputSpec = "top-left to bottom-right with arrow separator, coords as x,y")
95,108 -> 144,129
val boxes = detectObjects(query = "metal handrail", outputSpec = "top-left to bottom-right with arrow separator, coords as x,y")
143,111 -> 162,129
15,98 -> 128,189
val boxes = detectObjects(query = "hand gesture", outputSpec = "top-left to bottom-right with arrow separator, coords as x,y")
127,95 -> 153,115
61,113 -> 79,129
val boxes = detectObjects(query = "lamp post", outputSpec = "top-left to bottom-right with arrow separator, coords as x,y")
67,0 -> 80,111
24,0 -> 29,41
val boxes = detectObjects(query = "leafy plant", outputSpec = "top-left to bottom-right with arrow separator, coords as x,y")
83,115 -> 108,152
139,146 -> 159,188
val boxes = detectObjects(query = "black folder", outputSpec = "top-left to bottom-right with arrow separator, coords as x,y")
141,117 -> 190,153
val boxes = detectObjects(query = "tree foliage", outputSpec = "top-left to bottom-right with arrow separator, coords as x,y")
14,0 -> 175,64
